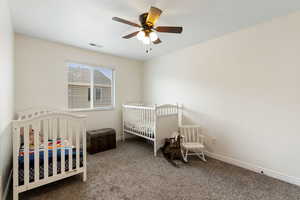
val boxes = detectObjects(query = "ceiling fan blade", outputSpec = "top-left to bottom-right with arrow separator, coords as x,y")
112,17 -> 141,28
122,31 -> 139,39
146,7 -> 162,26
155,26 -> 183,34
153,38 -> 162,44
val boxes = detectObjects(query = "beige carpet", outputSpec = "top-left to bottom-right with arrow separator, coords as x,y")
19,138 -> 300,200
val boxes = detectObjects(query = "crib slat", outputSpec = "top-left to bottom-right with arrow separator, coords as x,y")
140,109 -> 143,135
76,121 -> 80,169
146,109 -> 148,137
52,118 -> 57,176
44,119 -> 49,179
33,121 -> 40,182
146,109 -> 149,136
149,110 -> 152,138
60,118 -> 66,174
82,120 -> 87,180
139,109 -> 141,135
150,110 -> 153,137
13,127 -> 20,187
24,125 -> 30,185
139,109 -> 142,135
68,120 -> 73,171
143,109 -> 146,136
144,109 -> 146,136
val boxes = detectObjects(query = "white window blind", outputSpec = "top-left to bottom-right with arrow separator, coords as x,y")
68,63 -> 114,110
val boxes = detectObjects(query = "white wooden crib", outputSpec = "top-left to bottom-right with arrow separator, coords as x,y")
12,109 -> 87,200
122,103 -> 179,156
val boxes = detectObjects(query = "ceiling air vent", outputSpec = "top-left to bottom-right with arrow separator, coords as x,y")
89,43 -> 103,48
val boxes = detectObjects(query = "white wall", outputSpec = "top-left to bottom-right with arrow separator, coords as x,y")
15,34 -> 143,139
144,11 -> 300,184
0,0 -> 14,199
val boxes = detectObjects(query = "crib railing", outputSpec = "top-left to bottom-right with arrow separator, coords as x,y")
13,112 -> 87,192
122,104 -> 179,140
122,104 -> 156,139
156,104 -> 179,117
16,107 -> 55,121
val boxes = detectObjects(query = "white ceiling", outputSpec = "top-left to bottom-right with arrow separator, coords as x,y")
9,0 -> 300,60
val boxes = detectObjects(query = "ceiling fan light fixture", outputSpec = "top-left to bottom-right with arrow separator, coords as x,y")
142,36 -> 150,44
149,31 -> 158,42
137,31 -> 145,40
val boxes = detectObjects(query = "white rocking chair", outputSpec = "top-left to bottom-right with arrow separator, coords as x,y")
179,125 -> 206,162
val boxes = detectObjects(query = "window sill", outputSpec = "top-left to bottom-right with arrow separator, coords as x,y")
69,106 -> 115,112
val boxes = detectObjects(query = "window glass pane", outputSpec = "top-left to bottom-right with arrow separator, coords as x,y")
68,63 -> 90,83
95,88 -> 101,100
93,67 -> 113,107
68,85 -> 90,109
68,64 -> 91,109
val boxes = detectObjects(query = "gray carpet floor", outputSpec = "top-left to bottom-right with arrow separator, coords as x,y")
20,138 -> 300,200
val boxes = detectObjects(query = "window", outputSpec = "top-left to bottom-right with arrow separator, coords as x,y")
68,63 -> 115,110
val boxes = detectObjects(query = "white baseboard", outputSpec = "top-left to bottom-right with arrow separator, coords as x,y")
2,170 -> 12,200
206,151 -> 300,187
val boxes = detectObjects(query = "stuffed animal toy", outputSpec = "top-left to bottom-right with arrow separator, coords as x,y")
162,131 -> 187,167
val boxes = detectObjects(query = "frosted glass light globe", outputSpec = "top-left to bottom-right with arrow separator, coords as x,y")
149,32 -> 158,41
142,36 -> 150,45
137,31 -> 145,40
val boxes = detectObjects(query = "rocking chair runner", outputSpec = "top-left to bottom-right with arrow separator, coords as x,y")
179,125 -> 207,162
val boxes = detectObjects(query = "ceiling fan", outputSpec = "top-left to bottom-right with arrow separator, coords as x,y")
112,6 -> 183,45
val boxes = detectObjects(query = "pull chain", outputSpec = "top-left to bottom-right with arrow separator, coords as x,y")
144,43 -> 153,54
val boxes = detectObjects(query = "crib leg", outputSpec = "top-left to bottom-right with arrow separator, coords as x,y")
154,142 -> 157,157
82,170 -> 87,182
13,188 -> 19,200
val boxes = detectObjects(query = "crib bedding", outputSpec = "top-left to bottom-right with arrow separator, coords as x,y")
18,138 -> 83,186
124,122 -> 154,138
18,147 -> 80,166
18,137 -> 74,163
18,148 -> 83,186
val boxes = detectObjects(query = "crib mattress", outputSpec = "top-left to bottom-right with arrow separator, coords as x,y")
124,123 -> 154,138
18,149 -> 83,186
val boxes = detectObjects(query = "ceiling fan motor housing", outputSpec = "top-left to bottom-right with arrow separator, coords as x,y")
139,13 -> 153,30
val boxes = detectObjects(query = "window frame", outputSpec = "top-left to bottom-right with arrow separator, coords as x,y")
67,62 -> 116,112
